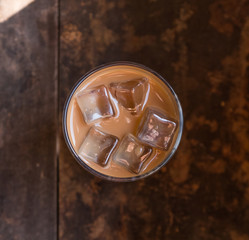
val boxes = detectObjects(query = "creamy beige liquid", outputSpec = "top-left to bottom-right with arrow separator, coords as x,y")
66,65 -> 180,178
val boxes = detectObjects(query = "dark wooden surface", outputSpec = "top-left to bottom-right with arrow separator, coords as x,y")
1,0 -> 249,239
0,0 -> 57,239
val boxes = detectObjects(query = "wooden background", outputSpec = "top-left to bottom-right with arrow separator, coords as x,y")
1,0 -> 249,239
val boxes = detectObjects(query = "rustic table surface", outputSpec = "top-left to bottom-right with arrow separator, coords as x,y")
1,0 -> 249,239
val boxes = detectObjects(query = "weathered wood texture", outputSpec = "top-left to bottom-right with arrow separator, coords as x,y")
0,0 -> 58,239
59,0 -> 249,239
1,0 -> 249,239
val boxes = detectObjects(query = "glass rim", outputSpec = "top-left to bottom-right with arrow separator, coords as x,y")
62,61 -> 184,182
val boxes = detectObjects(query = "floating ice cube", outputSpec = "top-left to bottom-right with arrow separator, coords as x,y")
78,127 -> 118,167
113,134 -> 152,174
137,108 -> 177,150
109,78 -> 149,114
76,85 -> 114,124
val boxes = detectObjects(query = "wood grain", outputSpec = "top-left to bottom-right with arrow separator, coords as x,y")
59,0 -> 249,239
0,0 -> 58,239
1,0 -> 249,239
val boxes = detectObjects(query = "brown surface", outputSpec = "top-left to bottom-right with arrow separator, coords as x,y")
0,0 -> 58,239
59,0 -> 249,239
1,0 -> 249,239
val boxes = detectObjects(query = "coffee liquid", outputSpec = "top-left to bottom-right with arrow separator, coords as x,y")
66,65 -> 180,178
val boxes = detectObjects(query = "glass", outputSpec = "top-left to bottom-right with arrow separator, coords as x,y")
62,61 -> 183,182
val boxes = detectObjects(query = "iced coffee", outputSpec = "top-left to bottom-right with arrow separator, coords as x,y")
63,63 -> 183,180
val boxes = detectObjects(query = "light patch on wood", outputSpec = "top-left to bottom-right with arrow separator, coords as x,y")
0,0 -> 34,23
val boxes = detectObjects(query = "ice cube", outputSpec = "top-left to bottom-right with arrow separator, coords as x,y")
109,78 -> 149,114
113,134 -> 152,174
76,85 -> 114,124
137,108 -> 177,150
78,127 -> 118,167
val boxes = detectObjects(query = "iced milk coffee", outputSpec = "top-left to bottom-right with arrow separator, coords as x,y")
63,63 -> 183,180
